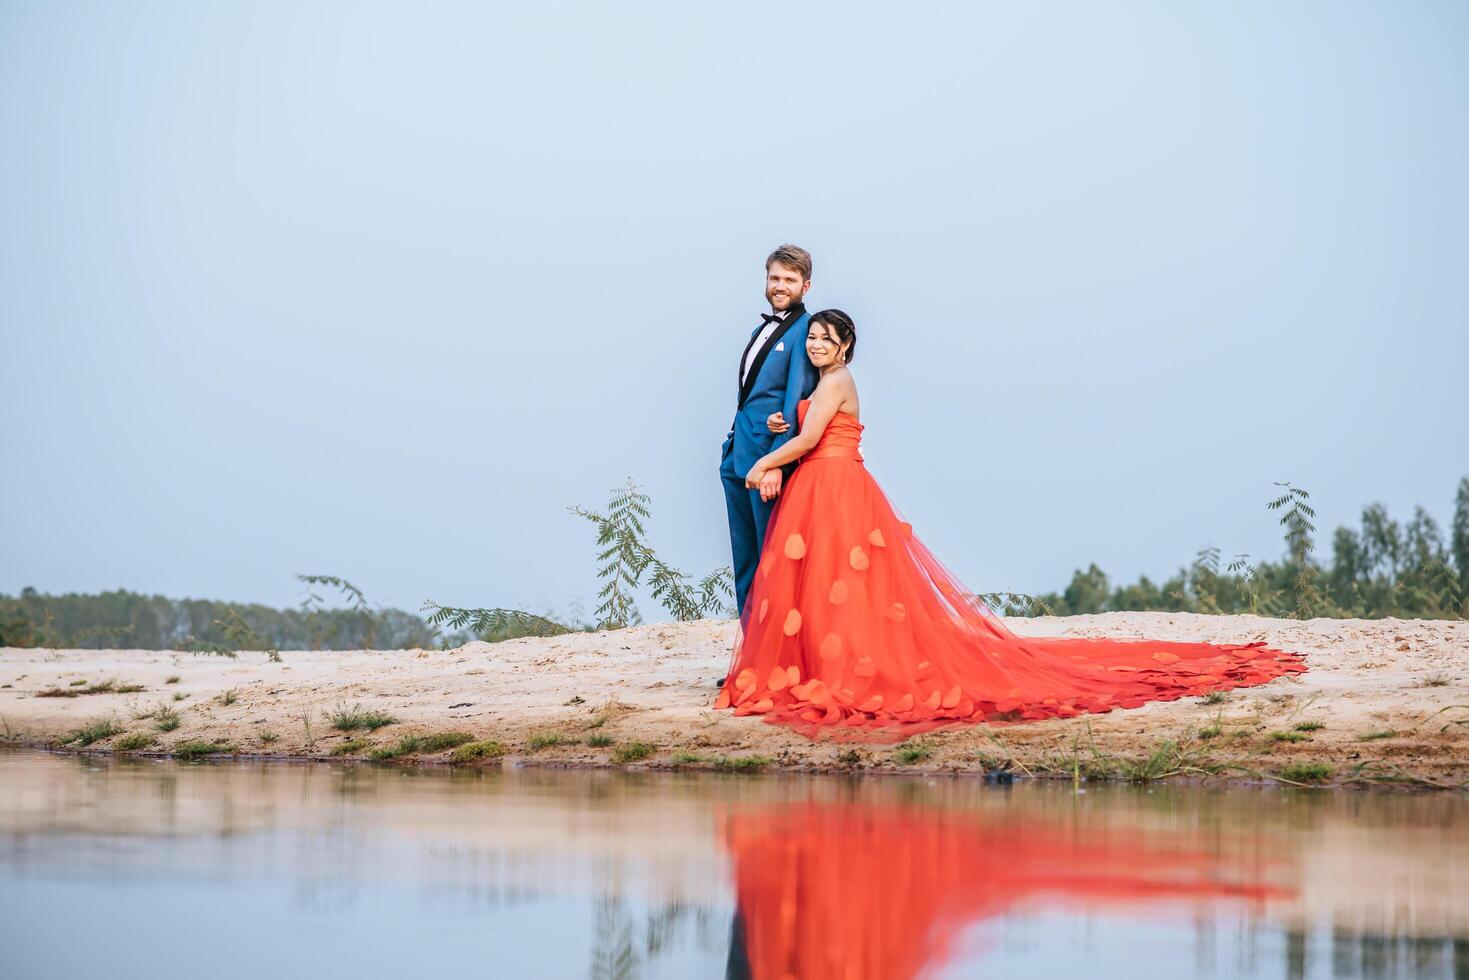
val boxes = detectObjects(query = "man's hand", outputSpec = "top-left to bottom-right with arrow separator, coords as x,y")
758,468 -> 783,502
766,412 -> 790,434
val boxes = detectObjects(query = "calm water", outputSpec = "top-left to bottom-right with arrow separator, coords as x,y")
1,749 -> 1466,980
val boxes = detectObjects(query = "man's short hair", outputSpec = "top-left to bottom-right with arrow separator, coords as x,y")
765,244 -> 812,281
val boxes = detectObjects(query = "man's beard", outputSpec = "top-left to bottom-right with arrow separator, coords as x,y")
766,285 -> 805,312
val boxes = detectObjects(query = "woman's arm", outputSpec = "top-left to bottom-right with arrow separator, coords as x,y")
745,374 -> 849,482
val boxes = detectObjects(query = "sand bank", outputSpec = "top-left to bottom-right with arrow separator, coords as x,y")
2,612 -> 1465,787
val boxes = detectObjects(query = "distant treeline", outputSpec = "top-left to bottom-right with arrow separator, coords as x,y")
0,587 -> 443,651
1035,477 -> 1469,620
2,478 -> 1465,651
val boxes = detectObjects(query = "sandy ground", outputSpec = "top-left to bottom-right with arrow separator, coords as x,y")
2,612 -> 1466,787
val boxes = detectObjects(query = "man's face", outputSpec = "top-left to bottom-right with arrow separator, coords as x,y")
765,261 -> 811,312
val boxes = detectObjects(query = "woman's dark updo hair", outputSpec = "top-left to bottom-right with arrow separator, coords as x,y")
809,308 -> 857,364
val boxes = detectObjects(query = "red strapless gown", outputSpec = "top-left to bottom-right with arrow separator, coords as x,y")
713,399 -> 1307,739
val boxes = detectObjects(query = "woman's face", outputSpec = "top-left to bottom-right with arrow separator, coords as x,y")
806,323 -> 848,368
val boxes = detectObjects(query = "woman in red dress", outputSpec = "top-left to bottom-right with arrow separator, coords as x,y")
712,309 -> 1307,739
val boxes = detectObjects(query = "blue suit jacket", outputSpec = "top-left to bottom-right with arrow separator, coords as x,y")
721,304 -> 820,478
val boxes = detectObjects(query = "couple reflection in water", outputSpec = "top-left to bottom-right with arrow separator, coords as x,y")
718,796 -> 1291,980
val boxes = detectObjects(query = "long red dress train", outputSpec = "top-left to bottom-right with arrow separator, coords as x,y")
713,399 -> 1307,739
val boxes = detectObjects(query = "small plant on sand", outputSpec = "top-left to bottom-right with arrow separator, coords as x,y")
368,732 -> 474,760
331,737 -> 372,756
1421,673 -> 1451,688
173,740 -> 232,759
612,741 -> 655,763
60,718 -> 123,747
185,607 -> 282,663
1198,723 -> 1223,740
1293,720 -> 1325,732
1280,762 -> 1333,783
1269,731 -> 1310,743
1358,730 -> 1397,741
300,709 -> 318,751
153,705 -> 182,732
837,749 -> 864,766
220,688 -> 237,706
527,731 -> 573,750
297,574 -> 383,650
165,675 -> 180,684
894,742 -> 933,764
1200,690 -> 1228,705
38,678 -> 141,698
449,740 -> 506,764
172,692 -> 186,701
713,755 -> 773,772
69,678 -> 86,686
328,702 -> 397,732
587,733 -> 613,747
673,751 -> 705,763
258,731 -> 279,746
421,732 -> 475,752
115,732 -> 155,751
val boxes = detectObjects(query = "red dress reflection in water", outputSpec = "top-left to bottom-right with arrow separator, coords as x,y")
714,399 -> 1307,740
720,801 -> 1292,980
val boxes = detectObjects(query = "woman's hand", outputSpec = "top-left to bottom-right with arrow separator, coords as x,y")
744,463 -> 765,489
766,412 -> 790,434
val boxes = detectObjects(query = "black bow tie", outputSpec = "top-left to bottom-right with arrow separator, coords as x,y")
760,313 -> 783,327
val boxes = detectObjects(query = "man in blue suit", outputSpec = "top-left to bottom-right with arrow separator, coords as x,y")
720,244 -> 821,625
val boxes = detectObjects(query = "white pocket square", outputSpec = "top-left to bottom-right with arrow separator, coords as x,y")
775,341 -> 785,351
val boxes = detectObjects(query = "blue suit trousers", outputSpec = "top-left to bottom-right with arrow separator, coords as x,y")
720,450 -> 776,624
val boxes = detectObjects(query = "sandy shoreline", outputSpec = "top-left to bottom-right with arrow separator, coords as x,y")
2,612 -> 1465,787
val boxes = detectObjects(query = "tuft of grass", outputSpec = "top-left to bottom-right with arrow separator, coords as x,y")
37,678 -> 139,698
220,688 -> 237,706
153,706 -> 182,732
449,739 -> 506,764
328,702 -> 397,732
673,751 -> 705,763
172,692 -> 187,701
1269,731 -> 1311,743
894,742 -> 933,764
165,675 -> 180,684
1358,730 -> 1397,741
69,678 -> 87,686
713,755 -> 773,772
367,732 -> 472,760
1280,762 -> 1333,783
258,731 -> 279,746
1198,724 -> 1223,740
837,749 -> 864,766
527,731 -> 573,750
1293,720 -> 1325,732
61,718 -> 123,747
1421,672 -> 1451,688
331,737 -> 371,756
421,731 -> 476,752
1200,690 -> 1228,705
612,741 -> 655,763
115,732 -> 155,751
173,740 -> 232,759
587,733 -> 613,747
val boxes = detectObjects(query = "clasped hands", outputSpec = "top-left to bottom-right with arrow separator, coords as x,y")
744,411 -> 792,502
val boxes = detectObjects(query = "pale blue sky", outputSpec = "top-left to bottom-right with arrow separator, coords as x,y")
2,2 -> 1465,618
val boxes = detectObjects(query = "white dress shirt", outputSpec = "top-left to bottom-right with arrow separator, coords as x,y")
741,309 -> 789,386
